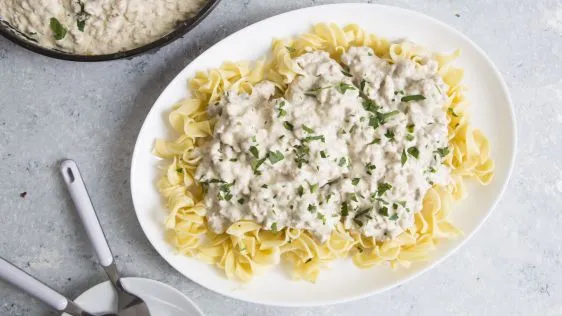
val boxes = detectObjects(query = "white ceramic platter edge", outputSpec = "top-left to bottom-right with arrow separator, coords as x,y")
130,3 -> 516,307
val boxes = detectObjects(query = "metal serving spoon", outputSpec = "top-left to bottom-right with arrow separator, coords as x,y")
60,160 -> 150,316
0,257 -> 115,316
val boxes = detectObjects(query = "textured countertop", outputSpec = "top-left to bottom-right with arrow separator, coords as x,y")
0,0 -> 560,315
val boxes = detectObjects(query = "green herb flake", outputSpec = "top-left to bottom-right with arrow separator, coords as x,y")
389,214 -> 399,221
297,185 -> 304,197
261,184 -> 268,189
317,213 -> 327,224
176,168 -> 183,174
237,198 -> 245,204
338,157 -> 347,167
285,46 -> 296,54
352,178 -> 360,186
77,20 -> 86,32
336,82 -> 356,94
377,183 -> 392,196
302,135 -> 325,143
267,150 -> 285,164
384,129 -> 395,140
448,107 -> 459,117
401,94 -> 426,102
369,138 -> 381,145
302,125 -> 314,134
251,158 -> 266,174
362,99 -> 379,113
309,183 -> 319,193
341,202 -> 349,216
50,17 -> 67,40
379,207 -> 389,217
436,147 -> 450,158
407,147 -> 420,159
353,218 -> 364,227
271,222 -> 278,232
283,121 -> 294,131
406,134 -> 415,141
249,146 -> 259,158
320,150 -> 328,158
407,124 -> 415,134
308,204 -> 317,213
401,149 -> 408,166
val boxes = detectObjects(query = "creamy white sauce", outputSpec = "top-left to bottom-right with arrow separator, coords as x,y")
196,45 -> 450,242
0,0 -> 205,54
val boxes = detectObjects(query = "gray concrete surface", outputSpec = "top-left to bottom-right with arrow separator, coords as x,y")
0,0 -> 561,315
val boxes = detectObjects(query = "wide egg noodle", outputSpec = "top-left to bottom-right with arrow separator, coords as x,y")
152,23 -> 495,283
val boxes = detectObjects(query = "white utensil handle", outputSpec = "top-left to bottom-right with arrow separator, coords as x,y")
0,258 -> 68,311
60,159 -> 114,267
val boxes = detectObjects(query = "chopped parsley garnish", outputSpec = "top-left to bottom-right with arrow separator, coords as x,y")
297,185 -> 304,197
407,124 -> 415,133
293,144 -> 310,168
353,218 -> 364,226
369,138 -> 381,145
302,135 -> 325,143
267,150 -> 284,164
308,204 -> 317,213
366,162 -> 376,175
398,201 -> 407,208
379,207 -> 389,216
448,107 -> 459,117
401,149 -> 408,166
309,183 -> 319,193
261,184 -> 268,188
352,178 -> 360,186
285,46 -> 296,54
362,99 -> 379,113
176,168 -> 183,173
336,82 -> 356,94
237,198 -> 245,204
320,150 -> 328,158
384,129 -> 395,140
50,18 -> 67,40
407,147 -> 420,159
283,121 -> 294,131
77,20 -> 86,32
271,222 -> 278,232
277,100 -> 287,117
355,207 -> 372,219
428,167 -> 437,173
251,158 -> 266,174
249,146 -> 259,158
349,124 -> 358,134
341,202 -> 349,216
317,213 -> 327,224
401,94 -> 426,102
369,110 -> 400,130
406,134 -> 415,141
349,193 -> 358,202
377,183 -> 392,196
341,69 -> 352,77
302,125 -> 315,133
436,147 -> 450,158
394,90 -> 404,95
338,157 -> 347,167
389,214 -> 399,221
360,79 -> 367,92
